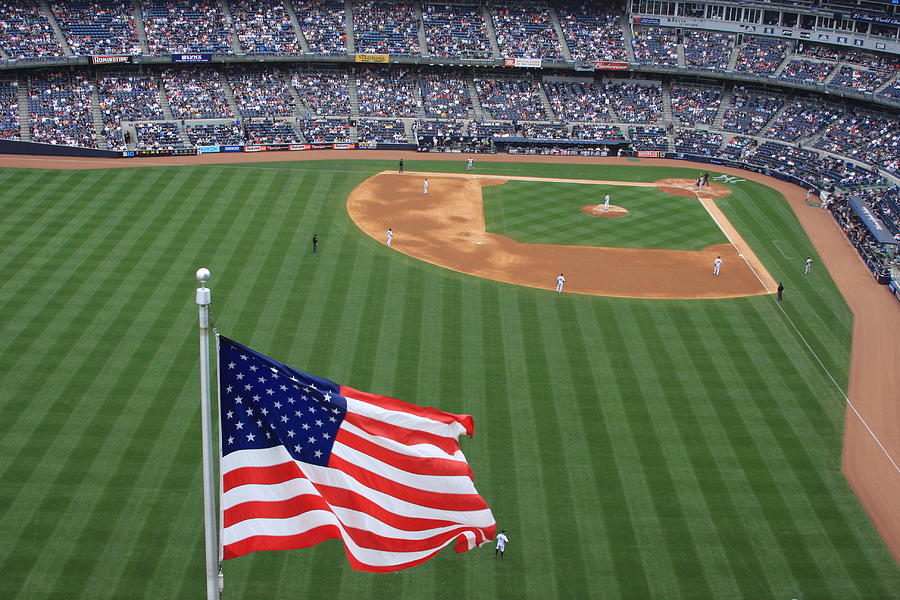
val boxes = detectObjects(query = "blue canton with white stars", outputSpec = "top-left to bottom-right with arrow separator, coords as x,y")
218,336 -> 347,467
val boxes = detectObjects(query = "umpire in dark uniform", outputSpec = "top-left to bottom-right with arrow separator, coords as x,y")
312,234 -> 318,253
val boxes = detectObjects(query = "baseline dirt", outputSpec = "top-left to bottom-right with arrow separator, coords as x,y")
0,149 -> 896,563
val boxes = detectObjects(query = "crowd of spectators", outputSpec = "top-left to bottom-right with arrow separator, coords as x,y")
246,119 -> 300,143
413,118 -> 465,139
420,73 -> 470,119
827,66 -> 893,94
0,80 -> 19,140
468,120 -> 517,139
778,59 -> 834,85
49,0 -> 140,56
683,30 -> 734,71
628,126 -> 668,151
733,36 -> 789,75
517,122 -> 570,139
815,112 -> 900,175
422,3 -> 492,59
133,121 -> 184,149
356,68 -> 420,117
28,72 -> 96,148
556,3 -> 626,62
475,78 -> 546,120
603,82 -> 661,123
96,72 -> 164,149
295,117 -> 350,143
853,187 -> 900,237
764,99 -> 841,142
294,0 -> 346,55
880,80 -> 900,101
186,122 -> 243,146
228,68 -> 295,117
353,1 -> 420,56
720,87 -> 784,134
669,85 -> 721,126
290,70 -> 350,116
141,0 -> 231,55
0,0 -> 64,59
571,123 -> 624,141
543,81 -> 613,122
491,4 -> 563,59
673,129 -> 722,155
720,135 -> 756,161
229,0 -> 301,54
631,26 -> 678,66
355,118 -> 407,143
161,68 -> 233,119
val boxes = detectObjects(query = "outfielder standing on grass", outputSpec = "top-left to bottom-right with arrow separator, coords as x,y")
805,257 -> 813,274
467,157 -> 474,171
495,530 -> 509,558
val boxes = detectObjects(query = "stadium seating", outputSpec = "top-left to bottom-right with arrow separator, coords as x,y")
422,3 -> 492,59
490,4 -> 563,59
556,3 -> 627,62
49,0 -> 140,56
0,80 -> 19,140
294,0 -> 347,55
353,1 -> 420,56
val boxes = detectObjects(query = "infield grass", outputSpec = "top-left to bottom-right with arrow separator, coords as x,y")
0,159 -> 896,599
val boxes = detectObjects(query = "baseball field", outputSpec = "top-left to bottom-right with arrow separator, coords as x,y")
0,154 -> 897,599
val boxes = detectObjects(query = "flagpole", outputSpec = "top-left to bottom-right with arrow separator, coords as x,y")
196,268 -> 220,600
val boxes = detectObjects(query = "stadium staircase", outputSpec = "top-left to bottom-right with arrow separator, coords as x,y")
283,72 -> 308,116
38,0 -> 73,57
17,81 -> 30,141
874,72 -> 898,95
675,43 -> 686,68
760,102 -> 789,138
536,84 -> 556,121
155,75 -> 177,121
88,85 -> 105,149
344,0 -> 356,54
0,45 -> 8,61
546,6 -> 572,61
620,14 -> 636,62
130,0 -> 150,55
726,43 -> 740,71
414,3 -> 428,56
348,73 -> 360,118
711,87 -> 731,130
283,0 -> 311,54
823,62 -> 843,85
218,0 -> 244,55
481,5 -> 501,59
465,79 -> 486,120
219,73 -> 242,119
660,82 -> 674,124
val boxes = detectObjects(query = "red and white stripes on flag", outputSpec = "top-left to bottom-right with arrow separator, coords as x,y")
220,375 -> 496,572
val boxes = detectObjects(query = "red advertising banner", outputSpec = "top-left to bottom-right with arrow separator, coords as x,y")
595,61 -> 629,71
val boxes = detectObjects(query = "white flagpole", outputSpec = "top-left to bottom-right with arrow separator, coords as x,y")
196,268 -> 220,600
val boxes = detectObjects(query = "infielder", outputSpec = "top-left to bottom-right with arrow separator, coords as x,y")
495,530 -> 509,558
805,257 -> 812,274
386,228 -> 393,247
423,178 -> 429,195
556,273 -> 566,293
603,194 -> 610,211
713,256 -> 723,275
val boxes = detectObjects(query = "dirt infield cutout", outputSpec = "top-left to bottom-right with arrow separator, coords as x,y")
347,171 -> 777,299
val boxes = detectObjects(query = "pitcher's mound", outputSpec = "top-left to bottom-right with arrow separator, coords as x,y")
581,204 -> 628,217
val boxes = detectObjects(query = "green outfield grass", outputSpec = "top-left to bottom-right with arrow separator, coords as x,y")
0,159 -> 897,599
482,180 -> 727,250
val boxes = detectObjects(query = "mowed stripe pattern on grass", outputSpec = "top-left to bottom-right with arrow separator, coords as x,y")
481,180 -> 727,251
0,161 -> 896,599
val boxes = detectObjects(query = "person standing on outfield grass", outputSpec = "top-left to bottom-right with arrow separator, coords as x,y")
424,178 -> 429,195
556,273 -> 566,293
495,530 -> 509,558
713,256 -> 723,275
386,228 -> 393,247
398,158 -> 404,173
777,282 -> 784,301
805,257 -> 812,274
603,194 -> 610,211
312,233 -> 318,253
467,157 -> 474,171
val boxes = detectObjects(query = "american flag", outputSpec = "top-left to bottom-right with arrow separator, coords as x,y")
218,335 -> 496,572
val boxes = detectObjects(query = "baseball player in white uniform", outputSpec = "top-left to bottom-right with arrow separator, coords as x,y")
805,257 -> 812,274
556,273 -> 566,293
495,530 -> 509,558
386,228 -> 393,247
466,157 -> 474,171
423,178 -> 429,195
713,256 -> 723,275
603,194 -> 610,211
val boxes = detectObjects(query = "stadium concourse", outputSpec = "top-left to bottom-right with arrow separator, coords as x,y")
0,0 -> 899,569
